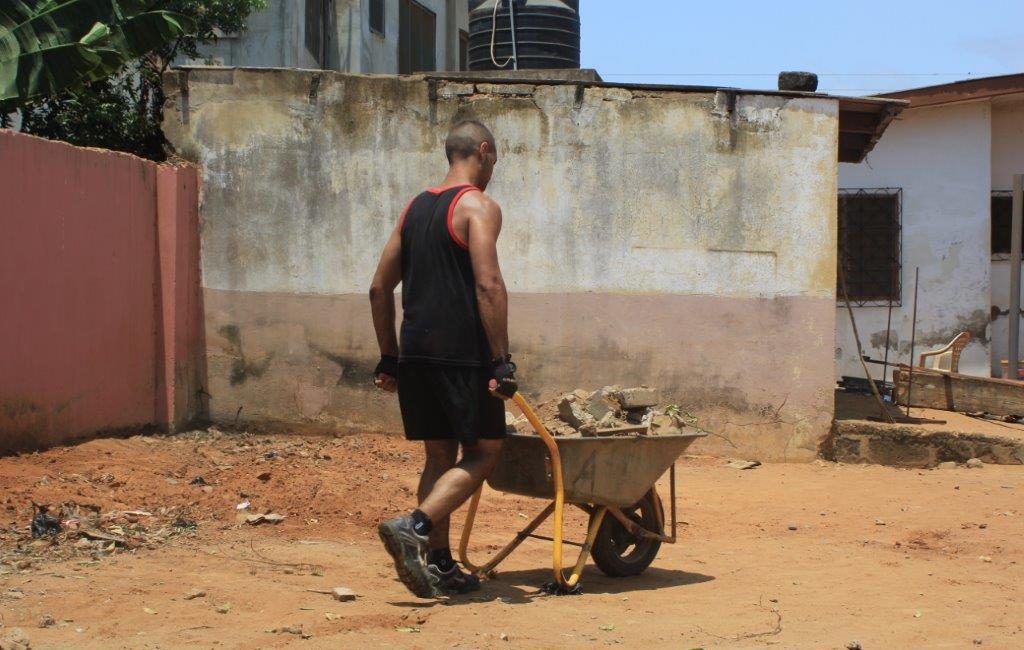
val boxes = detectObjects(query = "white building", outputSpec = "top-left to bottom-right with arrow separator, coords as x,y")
197,0 -> 469,73
836,74 -> 1024,382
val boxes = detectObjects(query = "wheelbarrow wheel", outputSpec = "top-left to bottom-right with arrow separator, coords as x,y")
589,489 -> 664,577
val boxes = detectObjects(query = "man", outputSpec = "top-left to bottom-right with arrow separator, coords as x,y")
368,120 -> 518,598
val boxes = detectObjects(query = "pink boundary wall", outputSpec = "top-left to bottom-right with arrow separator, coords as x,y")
0,130 -> 202,454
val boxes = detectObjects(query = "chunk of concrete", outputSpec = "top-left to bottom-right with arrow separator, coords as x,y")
557,397 -> 593,429
615,387 -> 659,409
332,587 -> 357,602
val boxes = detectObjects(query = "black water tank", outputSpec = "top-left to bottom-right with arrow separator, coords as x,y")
468,0 -> 580,71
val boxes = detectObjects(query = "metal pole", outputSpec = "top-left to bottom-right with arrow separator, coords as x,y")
1010,175 -> 1023,380
508,0 -> 519,70
906,267 -> 920,417
882,291 -> 894,390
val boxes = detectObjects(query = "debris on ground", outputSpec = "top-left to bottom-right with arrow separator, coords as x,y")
245,513 -> 285,525
29,506 -> 60,538
332,587 -> 357,601
510,386 -> 705,438
726,459 -> 761,470
0,627 -> 31,650
184,589 -> 207,600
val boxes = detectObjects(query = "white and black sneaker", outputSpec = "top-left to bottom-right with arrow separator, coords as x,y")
428,563 -> 482,594
377,515 -> 436,598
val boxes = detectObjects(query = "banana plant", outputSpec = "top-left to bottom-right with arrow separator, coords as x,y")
0,0 -> 193,109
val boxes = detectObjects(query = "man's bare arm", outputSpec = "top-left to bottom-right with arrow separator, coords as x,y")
368,223 -> 402,390
465,195 -> 509,360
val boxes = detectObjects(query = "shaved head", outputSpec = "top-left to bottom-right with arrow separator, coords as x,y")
445,120 -> 496,163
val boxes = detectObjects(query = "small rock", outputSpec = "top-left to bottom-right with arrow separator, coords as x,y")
979,523 -> 988,529
14,559 -> 31,570
846,642 -> 862,650
973,639 -> 983,645
215,602 -> 232,614
966,458 -> 984,469
787,524 -> 798,531
184,589 -> 206,600
4,590 -> 25,600
875,519 -> 886,526
245,513 -> 285,525
201,485 -> 214,494
937,461 -> 957,469
499,632 -> 509,641
0,628 -> 31,650
332,587 -> 356,602
979,556 -> 992,563
165,478 -> 179,485
273,625 -> 303,635
37,615 -> 55,629
725,459 -> 761,470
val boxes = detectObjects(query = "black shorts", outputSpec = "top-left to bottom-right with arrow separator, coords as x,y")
397,362 -> 506,444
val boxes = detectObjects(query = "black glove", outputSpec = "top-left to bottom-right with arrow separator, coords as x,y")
491,355 -> 518,398
374,355 -> 399,380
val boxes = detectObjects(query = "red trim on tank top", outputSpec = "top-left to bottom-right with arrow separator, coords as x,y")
446,186 -> 479,250
426,183 -> 474,195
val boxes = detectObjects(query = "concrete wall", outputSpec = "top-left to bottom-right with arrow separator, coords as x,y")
837,101 -> 993,381
0,131 -> 203,454
164,68 -> 843,461
991,95 -> 1024,377
196,0 -> 467,73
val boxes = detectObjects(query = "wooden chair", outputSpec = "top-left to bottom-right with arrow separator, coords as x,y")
918,332 -> 971,373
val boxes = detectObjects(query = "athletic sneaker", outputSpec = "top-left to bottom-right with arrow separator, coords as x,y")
428,563 -> 482,594
377,515 -> 436,598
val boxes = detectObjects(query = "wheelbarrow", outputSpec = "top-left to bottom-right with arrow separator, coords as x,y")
458,393 -> 706,593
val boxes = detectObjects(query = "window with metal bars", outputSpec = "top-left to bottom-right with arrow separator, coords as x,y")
369,0 -> 385,35
992,192 -> 1024,256
837,189 -> 902,306
398,0 -> 436,73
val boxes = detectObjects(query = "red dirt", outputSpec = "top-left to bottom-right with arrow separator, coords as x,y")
1,430 -> 1023,649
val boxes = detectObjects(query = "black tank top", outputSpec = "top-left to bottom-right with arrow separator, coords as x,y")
399,185 -> 492,367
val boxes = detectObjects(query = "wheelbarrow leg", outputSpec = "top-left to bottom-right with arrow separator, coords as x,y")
512,392 -> 607,592
459,486 -> 555,576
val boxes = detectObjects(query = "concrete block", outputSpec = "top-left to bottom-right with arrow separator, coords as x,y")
865,436 -> 936,467
438,82 -> 475,98
475,83 -> 536,96
616,387 -> 659,409
557,397 -> 593,429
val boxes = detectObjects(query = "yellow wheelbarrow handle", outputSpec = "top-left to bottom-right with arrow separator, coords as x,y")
458,392 -> 607,592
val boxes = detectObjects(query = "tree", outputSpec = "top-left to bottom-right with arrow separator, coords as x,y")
0,1 -> 192,112
12,0 -> 266,160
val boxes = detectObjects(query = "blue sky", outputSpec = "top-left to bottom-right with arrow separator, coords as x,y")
580,1 -> 1024,96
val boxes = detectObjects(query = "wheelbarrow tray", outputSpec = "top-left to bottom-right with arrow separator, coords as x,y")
488,431 -> 705,508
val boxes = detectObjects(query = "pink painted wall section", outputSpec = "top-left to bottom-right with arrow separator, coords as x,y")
156,164 -> 204,432
0,130 -> 202,454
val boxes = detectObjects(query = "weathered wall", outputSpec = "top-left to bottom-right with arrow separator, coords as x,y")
837,101 -> 993,380
163,68 -> 841,461
990,95 -> 1024,377
0,131 -> 203,454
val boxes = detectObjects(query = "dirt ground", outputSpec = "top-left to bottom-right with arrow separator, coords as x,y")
1,430 -> 1023,650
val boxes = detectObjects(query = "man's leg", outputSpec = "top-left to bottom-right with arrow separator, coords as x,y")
418,440 -> 458,551
416,438 -> 504,525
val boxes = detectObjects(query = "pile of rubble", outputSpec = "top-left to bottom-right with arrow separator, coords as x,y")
509,386 -> 700,437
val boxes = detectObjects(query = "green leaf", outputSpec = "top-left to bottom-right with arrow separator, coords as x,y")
0,0 -> 190,105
